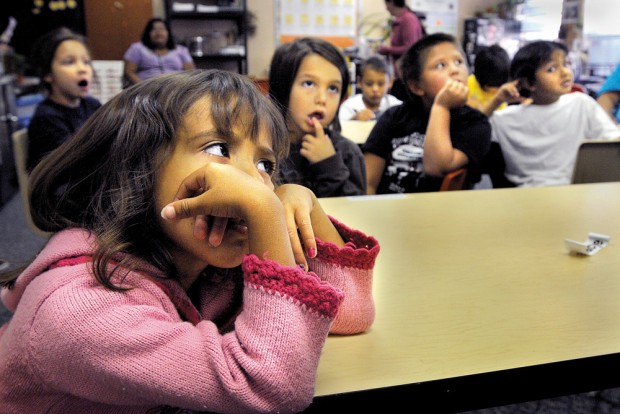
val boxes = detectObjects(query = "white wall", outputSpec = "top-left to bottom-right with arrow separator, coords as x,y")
154,0 -> 503,77
247,0 -> 500,77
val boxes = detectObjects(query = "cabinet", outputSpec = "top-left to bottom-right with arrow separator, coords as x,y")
165,0 -> 248,74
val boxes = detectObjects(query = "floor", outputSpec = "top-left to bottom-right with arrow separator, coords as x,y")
1,186 -> 620,413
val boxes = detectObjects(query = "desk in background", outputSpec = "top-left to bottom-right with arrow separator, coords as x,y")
340,119 -> 376,145
306,183 -> 620,412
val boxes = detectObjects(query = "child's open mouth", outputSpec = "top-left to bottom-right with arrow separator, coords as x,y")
78,80 -> 89,88
307,111 -> 324,126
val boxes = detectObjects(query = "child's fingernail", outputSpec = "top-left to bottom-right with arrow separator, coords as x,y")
308,248 -> 316,258
161,205 -> 176,220
298,263 -> 305,271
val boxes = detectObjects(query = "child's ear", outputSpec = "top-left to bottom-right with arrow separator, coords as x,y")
406,79 -> 424,97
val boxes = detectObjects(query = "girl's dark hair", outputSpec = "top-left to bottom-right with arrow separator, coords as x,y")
141,18 -> 176,50
400,32 -> 461,101
510,40 -> 568,97
474,44 -> 510,88
268,37 -> 350,132
29,27 -> 90,91
15,70 -> 288,290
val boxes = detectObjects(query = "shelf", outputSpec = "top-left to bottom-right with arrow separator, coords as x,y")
169,9 -> 244,19
166,0 -> 247,74
191,54 -> 245,60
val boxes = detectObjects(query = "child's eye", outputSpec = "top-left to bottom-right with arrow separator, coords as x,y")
455,58 -> 464,66
434,62 -> 446,69
328,84 -> 340,94
203,142 -> 229,157
257,159 -> 276,176
301,80 -> 315,88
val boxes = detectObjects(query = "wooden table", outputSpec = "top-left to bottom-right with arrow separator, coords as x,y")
340,119 -> 376,144
305,183 -> 620,412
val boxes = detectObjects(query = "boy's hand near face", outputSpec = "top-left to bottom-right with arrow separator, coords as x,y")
300,118 -> 336,164
481,80 -> 524,116
424,79 -> 470,176
434,79 -> 469,109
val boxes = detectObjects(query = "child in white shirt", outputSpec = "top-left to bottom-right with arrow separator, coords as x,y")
488,40 -> 619,187
339,56 -> 402,122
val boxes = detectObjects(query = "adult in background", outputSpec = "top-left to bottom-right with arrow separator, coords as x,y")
377,0 -> 425,101
123,18 -> 194,85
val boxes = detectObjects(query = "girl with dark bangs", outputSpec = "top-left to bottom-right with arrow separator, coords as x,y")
0,70 -> 379,413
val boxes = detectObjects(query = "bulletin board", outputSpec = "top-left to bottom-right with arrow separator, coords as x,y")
276,0 -> 359,47
409,0 -> 458,36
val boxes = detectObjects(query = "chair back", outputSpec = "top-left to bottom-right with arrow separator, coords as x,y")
572,139 -> 620,184
11,129 -> 50,238
571,83 -> 587,94
439,168 -> 468,191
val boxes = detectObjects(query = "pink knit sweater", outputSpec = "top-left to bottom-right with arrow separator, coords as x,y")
0,218 -> 379,413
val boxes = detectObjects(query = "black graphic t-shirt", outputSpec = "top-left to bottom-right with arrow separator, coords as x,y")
363,100 -> 491,194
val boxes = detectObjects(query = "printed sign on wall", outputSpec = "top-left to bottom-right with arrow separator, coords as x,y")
277,0 -> 358,47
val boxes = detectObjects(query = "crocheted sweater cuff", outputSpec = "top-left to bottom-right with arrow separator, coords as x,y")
315,216 -> 380,269
242,255 -> 344,319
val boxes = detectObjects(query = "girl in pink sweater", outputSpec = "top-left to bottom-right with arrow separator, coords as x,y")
0,70 -> 379,413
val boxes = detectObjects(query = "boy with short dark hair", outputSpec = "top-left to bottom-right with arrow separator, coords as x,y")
488,40 -> 619,187
339,56 -> 402,122
467,44 -> 511,113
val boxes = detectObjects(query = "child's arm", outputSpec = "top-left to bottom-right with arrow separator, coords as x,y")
597,91 -> 620,124
480,80 -> 523,117
161,162 -> 296,268
364,152 -> 386,195
423,79 -> 470,176
275,184 -> 379,334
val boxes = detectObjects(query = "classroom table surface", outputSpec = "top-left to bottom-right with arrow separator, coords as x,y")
305,183 -> 620,413
340,119 -> 376,144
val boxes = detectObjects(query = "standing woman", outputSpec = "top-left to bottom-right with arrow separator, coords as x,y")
377,0 -> 425,101
123,18 -> 194,85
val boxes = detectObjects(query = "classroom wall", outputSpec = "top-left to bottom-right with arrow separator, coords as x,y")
245,0 -> 498,78
153,0 -> 501,77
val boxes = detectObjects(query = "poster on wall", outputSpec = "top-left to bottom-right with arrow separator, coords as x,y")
409,0 -> 458,36
277,0 -> 358,47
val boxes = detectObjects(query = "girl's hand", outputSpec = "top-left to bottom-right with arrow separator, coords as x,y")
161,163 -> 280,247
434,79 -> 469,110
274,184 -> 346,269
274,184 -> 318,269
300,118 -> 337,164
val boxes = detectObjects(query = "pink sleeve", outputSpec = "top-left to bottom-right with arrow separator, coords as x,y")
308,217 -> 380,335
27,260 -> 343,412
